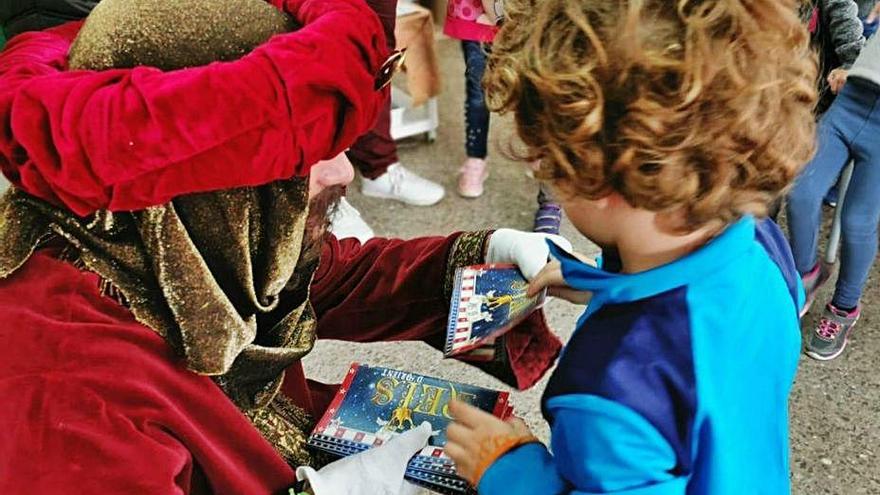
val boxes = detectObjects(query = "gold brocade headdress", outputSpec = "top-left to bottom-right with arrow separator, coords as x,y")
0,0 -> 325,466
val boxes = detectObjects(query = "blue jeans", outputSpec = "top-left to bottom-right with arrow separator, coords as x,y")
862,16 -> 878,40
786,79 -> 880,309
461,40 -> 490,159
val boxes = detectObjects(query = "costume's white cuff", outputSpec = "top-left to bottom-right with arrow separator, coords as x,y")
486,228 -> 573,280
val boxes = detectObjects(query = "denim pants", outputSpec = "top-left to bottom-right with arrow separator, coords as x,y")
786,78 -> 880,309
461,40 -> 491,159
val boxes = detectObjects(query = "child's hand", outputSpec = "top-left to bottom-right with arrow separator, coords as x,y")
445,399 -> 537,486
827,68 -> 849,94
868,3 -> 880,23
479,0 -> 503,24
527,256 -> 594,305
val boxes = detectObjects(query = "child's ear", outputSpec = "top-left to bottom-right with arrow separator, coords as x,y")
558,192 -> 614,213
595,193 -> 624,210
654,206 -> 700,235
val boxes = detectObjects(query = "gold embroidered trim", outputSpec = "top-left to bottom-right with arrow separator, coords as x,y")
56,239 -> 130,307
244,393 -> 315,467
444,230 -> 492,299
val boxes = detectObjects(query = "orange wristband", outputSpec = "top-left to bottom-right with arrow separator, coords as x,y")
469,434 -> 540,486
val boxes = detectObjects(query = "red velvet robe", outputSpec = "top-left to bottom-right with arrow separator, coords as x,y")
0,234 -> 559,495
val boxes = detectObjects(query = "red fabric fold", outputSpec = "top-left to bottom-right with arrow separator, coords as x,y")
0,0 -> 389,216
502,310 -> 562,390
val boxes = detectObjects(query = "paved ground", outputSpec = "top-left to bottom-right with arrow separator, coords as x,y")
303,37 -> 880,494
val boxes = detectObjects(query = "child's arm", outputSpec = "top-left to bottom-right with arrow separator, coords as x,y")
820,0 -> 866,68
870,3 -> 880,23
480,0 -> 504,24
490,395 -> 685,494
448,396 -> 686,494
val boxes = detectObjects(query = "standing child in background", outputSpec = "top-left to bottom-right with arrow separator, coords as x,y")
808,0 -> 875,208
443,0 -> 498,199
786,15 -> 880,361
444,0 -> 564,234
444,0 -> 817,493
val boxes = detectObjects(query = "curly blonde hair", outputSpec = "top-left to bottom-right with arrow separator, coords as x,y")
486,0 -> 817,231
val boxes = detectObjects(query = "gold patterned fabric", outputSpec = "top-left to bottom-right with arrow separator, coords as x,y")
245,394 -> 317,467
444,229 -> 492,297
69,0 -> 297,71
2,185 -> 314,364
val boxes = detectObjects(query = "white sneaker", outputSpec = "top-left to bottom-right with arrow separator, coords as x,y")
329,197 -> 375,244
360,163 -> 445,206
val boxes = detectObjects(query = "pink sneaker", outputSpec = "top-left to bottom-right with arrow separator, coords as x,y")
457,158 -> 488,198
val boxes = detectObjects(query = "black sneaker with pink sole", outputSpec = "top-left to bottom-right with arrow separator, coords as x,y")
805,304 -> 860,361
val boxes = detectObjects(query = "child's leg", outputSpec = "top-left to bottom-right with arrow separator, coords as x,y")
461,40 -> 491,159
833,81 -> 880,310
803,81 -> 880,359
534,184 -> 563,234
537,184 -> 554,204
458,40 -> 492,197
785,107 -> 854,275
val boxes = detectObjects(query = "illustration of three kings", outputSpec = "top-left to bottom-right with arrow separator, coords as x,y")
0,0 -> 565,493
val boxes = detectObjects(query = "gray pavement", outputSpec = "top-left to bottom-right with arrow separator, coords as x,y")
303,37 -> 880,494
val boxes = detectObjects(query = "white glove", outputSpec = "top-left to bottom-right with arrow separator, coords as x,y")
296,422 -> 432,495
486,229 -> 573,280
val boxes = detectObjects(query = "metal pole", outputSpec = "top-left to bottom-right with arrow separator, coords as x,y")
825,161 -> 855,264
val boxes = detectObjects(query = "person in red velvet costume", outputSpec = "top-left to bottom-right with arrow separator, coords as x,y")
0,0 -> 564,493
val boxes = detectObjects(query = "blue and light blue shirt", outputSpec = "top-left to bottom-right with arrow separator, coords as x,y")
479,217 -> 803,495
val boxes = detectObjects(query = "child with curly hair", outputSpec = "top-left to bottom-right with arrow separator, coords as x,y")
444,0 -> 818,493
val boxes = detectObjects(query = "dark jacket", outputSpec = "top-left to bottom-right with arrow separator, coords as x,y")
0,0 -> 98,39
812,0 -> 876,113
818,0 -> 875,69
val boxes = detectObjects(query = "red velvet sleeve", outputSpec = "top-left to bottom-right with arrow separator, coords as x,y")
311,234 -> 458,343
310,234 -> 563,390
0,0 -> 388,216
